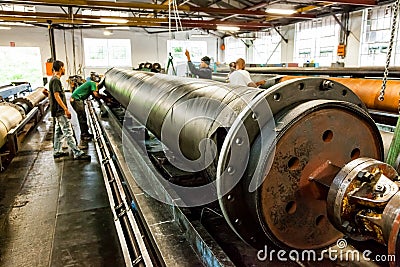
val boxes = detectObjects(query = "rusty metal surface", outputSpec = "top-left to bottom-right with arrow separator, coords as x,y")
383,192 -> 400,244
244,66 -> 400,78
257,100 -> 382,249
280,75 -> 400,113
217,78 -> 377,250
328,158 -> 398,242
308,160 -> 342,198
387,212 -> 400,267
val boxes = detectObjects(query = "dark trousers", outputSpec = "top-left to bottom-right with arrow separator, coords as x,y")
71,99 -> 89,137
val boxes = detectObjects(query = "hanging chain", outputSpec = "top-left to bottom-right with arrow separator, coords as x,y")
378,0 -> 400,101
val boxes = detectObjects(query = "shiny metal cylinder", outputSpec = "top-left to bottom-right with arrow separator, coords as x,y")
13,87 -> 46,114
105,68 -> 262,168
0,103 -> 24,148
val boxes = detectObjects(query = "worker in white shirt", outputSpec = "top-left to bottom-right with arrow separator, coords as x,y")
229,58 -> 265,87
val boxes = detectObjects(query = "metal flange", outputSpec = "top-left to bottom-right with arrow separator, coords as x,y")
217,78 -> 383,250
0,102 -> 25,118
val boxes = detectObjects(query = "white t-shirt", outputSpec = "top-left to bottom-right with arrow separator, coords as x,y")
228,70 -> 253,86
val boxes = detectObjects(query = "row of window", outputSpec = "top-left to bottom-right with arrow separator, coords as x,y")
223,3 -> 400,67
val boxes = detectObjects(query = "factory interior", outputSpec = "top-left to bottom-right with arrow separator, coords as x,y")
2,0 -> 400,266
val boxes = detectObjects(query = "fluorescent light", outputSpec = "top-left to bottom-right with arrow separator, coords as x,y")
103,30 -> 113,36
266,8 -> 296,15
191,34 -> 210,38
99,18 -> 129,24
216,26 -> 240,32
105,26 -> 130,30
0,26 -> 11,30
0,22 -> 34,26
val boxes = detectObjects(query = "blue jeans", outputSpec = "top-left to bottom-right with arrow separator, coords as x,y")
54,115 -> 84,157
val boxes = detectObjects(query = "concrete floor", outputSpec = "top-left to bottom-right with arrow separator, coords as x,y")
0,111 -> 124,266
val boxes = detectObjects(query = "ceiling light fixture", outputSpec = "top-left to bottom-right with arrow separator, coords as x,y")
265,4 -> 297,15
0,26 -> 11,30
0,22 -> 34,26
103,30 -> 113,36
99,18 -> 129,24
105,26 -> 130,30
191,33 -> 210,38
266,8 -> 296,15
216,25 -> 240,32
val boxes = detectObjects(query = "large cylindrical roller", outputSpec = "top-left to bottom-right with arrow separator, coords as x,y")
104,69 -> 384,250
13,87 -> 46,114
105,68 -> 264,173
0,103 -> 25,148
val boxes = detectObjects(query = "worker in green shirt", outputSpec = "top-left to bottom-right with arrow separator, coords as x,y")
70,72 -> 103,144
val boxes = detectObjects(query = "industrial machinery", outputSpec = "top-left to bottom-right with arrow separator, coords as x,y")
0,82 -> 32,100
278,75 -> 400,113
0,87 -> 48,170
102,69 -> 400,265
213,68 -> 400,126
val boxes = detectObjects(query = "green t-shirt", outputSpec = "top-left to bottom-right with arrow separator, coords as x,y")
71,81 -> 97,101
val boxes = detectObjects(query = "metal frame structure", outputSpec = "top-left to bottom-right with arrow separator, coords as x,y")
0,0 -> 394,32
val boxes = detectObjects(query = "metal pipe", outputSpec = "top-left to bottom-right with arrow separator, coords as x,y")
49,23 -> 56,61
13,87 -> 47,114
279,76 -> 400,113
218,66 -> 400,78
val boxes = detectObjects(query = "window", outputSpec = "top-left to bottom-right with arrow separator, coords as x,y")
360,4 -> 399,66
294,17 -> 340,67
252,30 -> 282,64
84,38 -> 132,67
167,40 -> 207,63
166,40 -> 208,76
0,46 -> 42,88
224,37 -> 246,63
